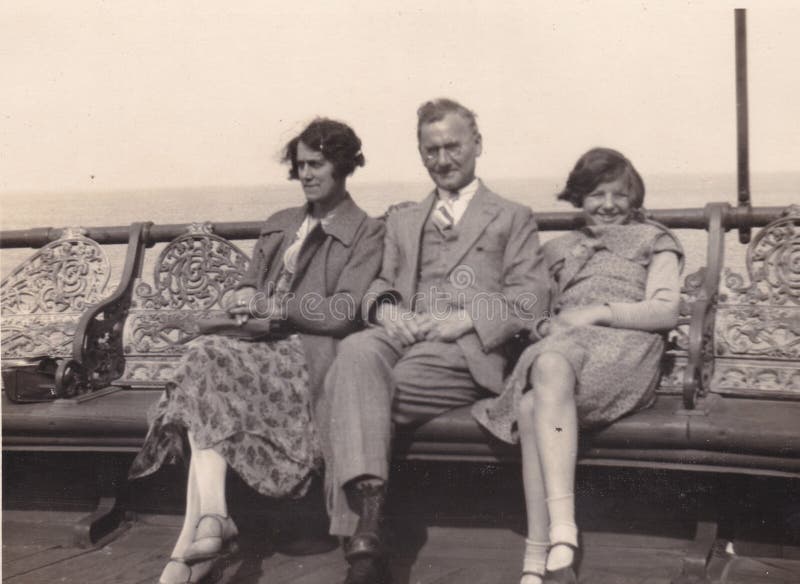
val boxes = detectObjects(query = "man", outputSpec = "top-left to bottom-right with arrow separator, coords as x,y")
320,98 -> 550,584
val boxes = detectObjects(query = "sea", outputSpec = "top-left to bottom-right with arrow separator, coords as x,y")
1,172 -> 798,285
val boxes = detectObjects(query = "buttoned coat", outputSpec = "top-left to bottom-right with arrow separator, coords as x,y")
238,194 -> 385,404
363,181 -> 549,394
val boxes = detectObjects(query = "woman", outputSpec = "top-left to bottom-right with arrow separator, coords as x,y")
129,118 -> 385,584
473,148 -> 683,584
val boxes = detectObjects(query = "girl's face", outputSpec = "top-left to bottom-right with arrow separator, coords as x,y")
581,176 -> 634,225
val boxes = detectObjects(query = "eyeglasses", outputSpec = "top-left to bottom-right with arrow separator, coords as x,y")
421,143 -> 464,164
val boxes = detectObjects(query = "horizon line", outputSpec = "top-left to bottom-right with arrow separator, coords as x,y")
2,170 -> 799,198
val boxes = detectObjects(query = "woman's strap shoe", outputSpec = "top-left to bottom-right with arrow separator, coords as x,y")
158,557 -> 219,584
521,570 -> 545,584
183,514 -> 239,564
543,542 -> 580,584
542,566 -> 577,584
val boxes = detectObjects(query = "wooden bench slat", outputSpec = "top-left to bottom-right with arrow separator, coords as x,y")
5,391 -> 798,477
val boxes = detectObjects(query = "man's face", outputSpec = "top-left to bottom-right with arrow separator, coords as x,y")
418,112 -> 482,192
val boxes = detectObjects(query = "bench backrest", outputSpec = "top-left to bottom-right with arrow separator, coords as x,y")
1,227 -> 111,363
117,222 -> 250,387
114,218 -> 702,397
3,204 -> 798,408
713,204 -> 800,398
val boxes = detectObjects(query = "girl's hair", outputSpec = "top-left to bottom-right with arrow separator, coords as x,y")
557,147 -> 645,209
283,118 -> 365,179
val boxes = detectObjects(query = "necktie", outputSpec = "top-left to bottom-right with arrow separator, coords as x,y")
432,191 -> 459,233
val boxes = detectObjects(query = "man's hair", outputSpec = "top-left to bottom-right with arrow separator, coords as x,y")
556,147 -> 645,209
416,98 -> 480,139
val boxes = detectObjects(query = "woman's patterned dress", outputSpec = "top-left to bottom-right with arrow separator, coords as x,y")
129,218 -> 324,498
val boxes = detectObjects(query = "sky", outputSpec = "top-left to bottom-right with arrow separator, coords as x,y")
1,0 -> 799,194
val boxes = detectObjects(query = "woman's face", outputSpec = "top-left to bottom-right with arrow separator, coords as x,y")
581,176 -> 634,225
296,141 -> 345,207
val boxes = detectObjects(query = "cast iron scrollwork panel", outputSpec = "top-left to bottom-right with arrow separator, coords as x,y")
714,362 -> 800,393
0,227 -> 111,360
1,317 -> 78,359
721,204 -> 800,306
118,223 -> 250,387
717,205 -> 800,359
711,205 -> 800,399
135,222 -> 249,310
715,306 -> 800,360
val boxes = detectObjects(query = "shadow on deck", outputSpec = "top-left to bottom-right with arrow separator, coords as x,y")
4,453 -> 800,583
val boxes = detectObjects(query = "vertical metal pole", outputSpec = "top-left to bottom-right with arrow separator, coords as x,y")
735,8 -> 752,243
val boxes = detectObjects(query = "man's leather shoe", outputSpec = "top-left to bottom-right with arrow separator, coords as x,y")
343,481 -> 390,584
344,556 -> 391,584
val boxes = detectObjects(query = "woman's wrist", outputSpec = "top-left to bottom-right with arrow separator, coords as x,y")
596,303 -> 614,326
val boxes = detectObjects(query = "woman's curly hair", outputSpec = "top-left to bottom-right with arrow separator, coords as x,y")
283,118 -> 365,180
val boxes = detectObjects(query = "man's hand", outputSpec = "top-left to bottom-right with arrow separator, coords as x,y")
375,303 -> 432,345
425,310 -> 474,342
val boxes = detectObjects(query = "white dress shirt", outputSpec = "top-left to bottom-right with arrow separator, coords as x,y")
435,177 -> 480,226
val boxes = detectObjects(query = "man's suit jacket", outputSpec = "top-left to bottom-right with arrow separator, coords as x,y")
364,181 -> 550,394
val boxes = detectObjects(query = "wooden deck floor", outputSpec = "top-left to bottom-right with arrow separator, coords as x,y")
4,510 -> 800,584
4,454 -> 800,583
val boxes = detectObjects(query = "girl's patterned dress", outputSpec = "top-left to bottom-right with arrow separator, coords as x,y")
129,217 -> 324,498
472,222 -> 683,443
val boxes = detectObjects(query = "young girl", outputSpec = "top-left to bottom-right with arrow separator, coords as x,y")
473,148 -> 683,584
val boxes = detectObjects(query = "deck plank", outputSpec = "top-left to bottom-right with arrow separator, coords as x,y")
4,511 -> 800,584
724,556 -> 800,584
3,512 -> 96,579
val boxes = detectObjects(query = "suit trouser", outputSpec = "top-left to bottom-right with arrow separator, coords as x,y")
320,327 -> 489,536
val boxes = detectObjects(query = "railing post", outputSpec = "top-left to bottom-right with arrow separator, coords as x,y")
735,8 -> 752,244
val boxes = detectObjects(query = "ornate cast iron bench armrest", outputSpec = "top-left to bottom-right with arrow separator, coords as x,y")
57,223 -> 152,396
682,203 -> 728,409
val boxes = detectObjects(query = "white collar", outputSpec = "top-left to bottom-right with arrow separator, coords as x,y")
437,177 -> 479,202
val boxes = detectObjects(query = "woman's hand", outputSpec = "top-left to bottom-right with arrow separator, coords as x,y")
228,287 -> 257,325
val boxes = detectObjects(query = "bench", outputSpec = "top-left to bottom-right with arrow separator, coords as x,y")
3,203 -> 800,582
